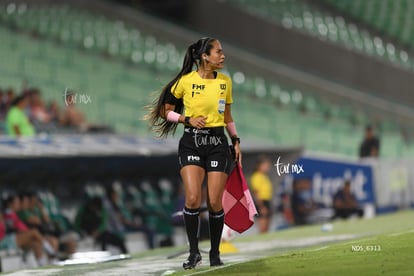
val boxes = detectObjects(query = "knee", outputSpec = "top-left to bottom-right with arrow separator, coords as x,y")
185,194 -> 200,209
208,198 -> 222,212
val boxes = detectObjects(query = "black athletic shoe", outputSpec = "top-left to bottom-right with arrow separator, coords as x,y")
209,252 -> 224,267
183,253 -> 202,270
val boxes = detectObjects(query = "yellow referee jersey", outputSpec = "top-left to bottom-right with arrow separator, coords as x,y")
250,171 -> 273,201
171,71 -> 233,128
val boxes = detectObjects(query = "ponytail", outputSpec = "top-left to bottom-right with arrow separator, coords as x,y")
147,37 -> 216,137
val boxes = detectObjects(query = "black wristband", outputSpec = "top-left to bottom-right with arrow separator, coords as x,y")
184,116 -> 191,125
231,136 -> 240,145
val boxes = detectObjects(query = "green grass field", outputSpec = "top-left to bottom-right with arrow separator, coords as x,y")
172,210 -> 414,276
192,232 -> 414,276
3,210 -> 414,276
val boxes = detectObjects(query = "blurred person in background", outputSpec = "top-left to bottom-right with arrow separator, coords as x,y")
359,125 -> 380,158
2,194 -> 58,262
5,93 -> 35,137
75,196 -> 128,254
47,100 -> 62,124
290,178 -> 318,225
290,178 -> 333,225
18,192 -> 77,258
250,156 -> 273,233
104,186 -> 155,250
18,192 -> 54,234
27,88 -> 60,134
60,91 -> 112,133
28,89 -> 53,124
332,180 -> 364,220
148,37 -> 241,269
0,213 -> 49,267
60,92 -> 89,131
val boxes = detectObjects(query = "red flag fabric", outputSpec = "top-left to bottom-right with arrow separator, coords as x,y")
222,163 -> 258,233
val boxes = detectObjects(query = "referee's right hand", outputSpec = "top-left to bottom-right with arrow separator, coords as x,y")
189,116 -> 208,129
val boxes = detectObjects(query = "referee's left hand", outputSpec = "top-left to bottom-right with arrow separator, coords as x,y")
234,142 -> 242,166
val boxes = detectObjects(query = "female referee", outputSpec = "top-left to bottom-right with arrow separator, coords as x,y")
148,37 -> 241,269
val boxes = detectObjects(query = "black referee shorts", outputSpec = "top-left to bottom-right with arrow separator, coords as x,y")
178,127 -> 231,173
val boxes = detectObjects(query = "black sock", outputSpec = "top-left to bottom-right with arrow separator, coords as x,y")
184,207 -> 200,254
209,209 -> 225,256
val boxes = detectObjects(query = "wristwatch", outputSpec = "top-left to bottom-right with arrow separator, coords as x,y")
231,136 -> 240,145
184,116 -> 191,125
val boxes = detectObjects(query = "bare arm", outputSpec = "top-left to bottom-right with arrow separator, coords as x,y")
224,104 -> 234,124
224,104 -> 242,164
162,104 -> 181,121
163,103 -> 207,128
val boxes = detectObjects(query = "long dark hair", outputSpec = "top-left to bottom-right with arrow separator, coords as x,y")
147,37 -> 216,137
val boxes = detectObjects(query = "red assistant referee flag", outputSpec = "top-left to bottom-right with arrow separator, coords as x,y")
222,163 -> 258,233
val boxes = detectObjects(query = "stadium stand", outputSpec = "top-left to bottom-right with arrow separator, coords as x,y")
226,0 -> 413,69
321,0 -> 414,49
0,1 -> 413,158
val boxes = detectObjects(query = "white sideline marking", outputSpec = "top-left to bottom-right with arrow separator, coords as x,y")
3,234 -> 359,276
308,246 -> 329,252
235,234 -> 357,252
341,236 -> 375,245
389,229 -> 414,237
5,268 -> 63,276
